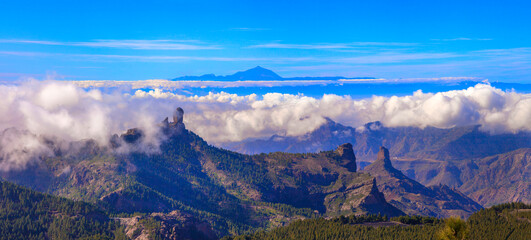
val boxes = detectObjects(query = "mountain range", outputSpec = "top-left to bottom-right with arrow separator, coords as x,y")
172,66 -> 374,81
224,118 -> 531,207
0,107 -> 493,239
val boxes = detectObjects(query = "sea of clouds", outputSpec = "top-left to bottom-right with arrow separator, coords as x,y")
0,80 -> 530,170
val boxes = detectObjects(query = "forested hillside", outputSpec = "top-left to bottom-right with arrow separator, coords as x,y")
226,203 -> 531,240
0,181 -> 127,240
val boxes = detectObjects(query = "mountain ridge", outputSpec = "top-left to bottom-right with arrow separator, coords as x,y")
0,107 -> 407,238
172,66 -> 374,81
363,146 -> 483,218
226,118 -> 531,207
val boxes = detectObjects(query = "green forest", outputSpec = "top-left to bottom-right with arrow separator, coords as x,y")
225,203 -> 531,240
0,181 -> 127,240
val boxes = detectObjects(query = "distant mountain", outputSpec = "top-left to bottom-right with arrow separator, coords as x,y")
172,66 -> 374,81
387,148 -> 530,208
456,148 -> 530,207
224,118 -> 531,162
363,147 -> 482,218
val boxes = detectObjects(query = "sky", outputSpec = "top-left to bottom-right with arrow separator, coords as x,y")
1,0 -> 531,82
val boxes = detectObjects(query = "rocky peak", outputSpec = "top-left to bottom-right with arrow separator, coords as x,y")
364,146 -> 404,178
161,107 -> 186,135
121,128 -> 144,144
335,143 -> 357,172
376,146 -> 394,169
172,107 -> 184,125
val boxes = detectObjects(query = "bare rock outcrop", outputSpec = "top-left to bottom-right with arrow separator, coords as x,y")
335,143 -> 357,172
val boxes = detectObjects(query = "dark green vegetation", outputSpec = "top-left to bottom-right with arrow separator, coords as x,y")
0,181 -> 127,240
227,203 -> 531,240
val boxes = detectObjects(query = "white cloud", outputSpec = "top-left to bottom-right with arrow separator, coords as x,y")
127,83 -> 531,143
0,81 -> 530,171
69,77 -> 481,90
431,38 -> 492,41
247,42 -> 415,49
0,39 -> 221,50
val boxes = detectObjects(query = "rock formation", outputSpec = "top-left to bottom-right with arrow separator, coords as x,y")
167,107 -> 186,135
121,128 -> 144,144
335,143 -> 357,172
172,107 -> 184,125
363,146 -> 482,218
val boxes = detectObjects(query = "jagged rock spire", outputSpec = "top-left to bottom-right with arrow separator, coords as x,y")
173,107 -> 184,124
364,146 -> 404,179
335,143 -> 357,172
166,107 -> 186,135
376,146 -> 394,169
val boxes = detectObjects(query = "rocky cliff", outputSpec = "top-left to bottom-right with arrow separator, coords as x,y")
364,146 -> 483,218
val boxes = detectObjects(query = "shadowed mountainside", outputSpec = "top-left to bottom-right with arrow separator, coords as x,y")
226,118 -> 531,207
363,146 -> 482,218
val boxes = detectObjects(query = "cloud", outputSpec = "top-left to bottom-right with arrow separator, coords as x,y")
128,83 -> 531,143
0,51 -> 316,63
0,128 -> 53,171
331,52 -> 461,64
247,42 -> 415,49
230,27 -> 270,31
69,77 -> 481,90
0,51 -> 459,65
431,38 -> 492,41
0,39 -> 221,50
0,81 -> 172,170
0,81 -> 530,171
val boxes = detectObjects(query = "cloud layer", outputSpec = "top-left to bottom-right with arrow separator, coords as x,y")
0,81 -> 530,170
131,84 -> 531,143
0,39 -> 220,50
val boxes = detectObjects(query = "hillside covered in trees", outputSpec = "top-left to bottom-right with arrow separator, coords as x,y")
226,203 -> 531,240
0,181 -> 127,240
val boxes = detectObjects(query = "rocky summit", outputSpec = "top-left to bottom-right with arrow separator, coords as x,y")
364,146 -> 483,218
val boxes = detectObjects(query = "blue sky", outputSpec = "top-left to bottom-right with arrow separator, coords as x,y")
1,0 -> 530,82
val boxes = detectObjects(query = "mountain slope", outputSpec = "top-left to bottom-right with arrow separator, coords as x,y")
228,203 -> 531,240
0,108 -> 403,238
363,147 -> 482,218
0,181 -> 127,240
226,118 -> 531,208
459,148 -> 530,206
392,148 -> 530,207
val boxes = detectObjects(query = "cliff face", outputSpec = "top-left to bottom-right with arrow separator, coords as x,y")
363,146 -> 482,218
335,143 -> 357,172
204,142 -> 402,217
458,148 -> 531,206
120,210 -> 217,240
